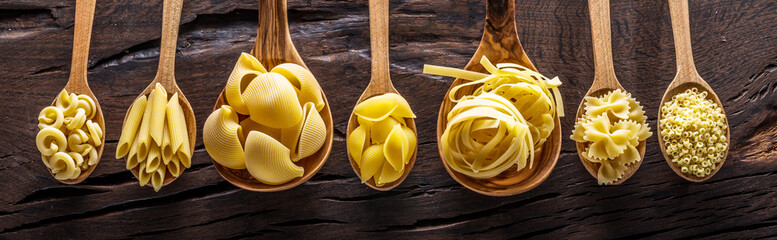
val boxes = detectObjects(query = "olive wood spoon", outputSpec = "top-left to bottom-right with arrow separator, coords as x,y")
575,0 -> 645,185
123,0 -> 196,187
49,0 -> 104,184
658,0 -> 729,182
346,0 -> 418,191
436,0 -> 561,196
212,0 -> 334,192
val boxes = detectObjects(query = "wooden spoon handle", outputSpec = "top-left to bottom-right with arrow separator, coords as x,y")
66,0 -> 96,88
588,0 -> 619,89
485,0 -> 516,33
156,0 -> 184,87
668,0 -> 698,77
368,0 -> 392,90
255,0 -> 304,69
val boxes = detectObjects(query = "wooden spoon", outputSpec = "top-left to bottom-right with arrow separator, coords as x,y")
48,0 -> 104,184
211,0 -> 334,192
436,0 -> 561,196
657,0 -> 730,182
345,0 -> 418,191
574,0 -> 645,185
123,0 -> 196,187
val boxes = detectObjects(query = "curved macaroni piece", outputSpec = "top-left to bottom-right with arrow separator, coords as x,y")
271,63 -> 325,111
347,125 -> 368,164
243,72 -> 303,129
36,127 -> 67,156
383,125 -> 408,171
55,90 -> 79,116
226,53 -> 266,115
203,105 -> 246,169
77,94 -> 97,120
244,131 -> 304,185
66,108 -> 87,131
85,120 -> 102,147
149,83 -> 168,145
49,152 -> 77,180
38,106 -> 64,129
359,144 -> 384,183
67,129 -> 90,153
116,96 -> 147,158
295,102 -> 326,161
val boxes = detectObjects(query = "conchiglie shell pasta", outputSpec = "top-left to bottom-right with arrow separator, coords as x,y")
383,125 -> 408,171
347,125 -> 368,163
353,93 -> 415,122
377,161 -> 404,187
226,53 -> 266,115
359,144 -> 384,183
244,131 -> 304,185
203,105 -> 246,169
239,118 -> 281,144
271,63 -> 325,111
296,103 -> 326,161
243,72 -> 303,129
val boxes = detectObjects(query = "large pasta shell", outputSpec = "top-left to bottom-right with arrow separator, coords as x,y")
203,105 -> 246,169
244,131 -> 304,185
376,160 -> 404,187
271,63 -> 325,111
243,72 -> 303,129
347,125 -> 368,163
383,125 -> 408,171
226,53 -> 266,115
296,103 -> 326,161
359,144 -> 384,183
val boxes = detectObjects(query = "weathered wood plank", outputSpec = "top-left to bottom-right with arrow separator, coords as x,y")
1,0 -> 776,238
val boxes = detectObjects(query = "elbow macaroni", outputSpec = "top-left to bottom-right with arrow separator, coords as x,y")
570,89 -> 652,185
203,53 -> 329,185
35,90 -> 103,180
116,83 -> 192,191
660,88 -> 727,178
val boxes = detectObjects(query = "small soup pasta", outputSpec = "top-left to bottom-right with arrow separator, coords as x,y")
36,90 -> 102,180
203,53 -> 328,185
570,89 -> 651,185
660,88 -> 727,178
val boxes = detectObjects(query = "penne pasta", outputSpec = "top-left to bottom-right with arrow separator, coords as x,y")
149,83 -> 168,145
116,95 -> 147,159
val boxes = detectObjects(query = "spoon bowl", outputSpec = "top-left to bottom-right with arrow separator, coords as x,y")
574,0 -> 646,185
210,0 -> 333,192
47,0 -> 104,184
436,0 -> 561,196
346,0 -> 417,191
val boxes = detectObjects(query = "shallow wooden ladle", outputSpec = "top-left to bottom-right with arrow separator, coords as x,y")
123,0 -> 196,187
436,0 -> 561,196
346,0 -> 418,191
657,0 -> 730,182
211,0 -> 334,192
47,0 -> 104,184
575,0 -> 645,185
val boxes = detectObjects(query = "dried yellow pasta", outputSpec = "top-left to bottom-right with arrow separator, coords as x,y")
116,96 -> 147,159
203,105 -> 246,169
37,127 -> 67,156
149,83 -> 168,145
271,63 -> 325,111
151,165 -> 166,192
243,72 -> 303,129
38,106 -> 64,129
295,102 -> 326,161
136,89 -> 155,160
347,93 -> 416,185
244,131 -> 304,185
570,89 -> 651,184
239,118 -> 281,143
226,53 -> 266,115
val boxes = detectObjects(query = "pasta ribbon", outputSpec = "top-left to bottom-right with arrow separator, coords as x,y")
570,89 -> 651,185
203,105 -> 246,169
244,131 -> 304,185
347,93 -> 416,185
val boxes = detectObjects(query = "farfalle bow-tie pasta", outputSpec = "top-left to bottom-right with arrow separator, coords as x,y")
116,83 -> 192,191
570,89 -> 652,185
204,53 -> 327,185
347,93 -> 417,186
424,56 -> 564,179
37,90 -> 102,181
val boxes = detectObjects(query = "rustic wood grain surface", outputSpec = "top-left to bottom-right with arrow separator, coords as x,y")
1,0 -> 776,238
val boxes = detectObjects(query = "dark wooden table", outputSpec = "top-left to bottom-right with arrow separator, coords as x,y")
1,0 -> 776,238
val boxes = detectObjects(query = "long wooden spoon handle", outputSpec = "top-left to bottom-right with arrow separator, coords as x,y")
485,0 -> 516,34
368,0 -> 392,90
156,0 -> 183,87
67,0 -> 96,87
668,0 -> 697,76
588,0 -> 618,88
255,0 -> 303,69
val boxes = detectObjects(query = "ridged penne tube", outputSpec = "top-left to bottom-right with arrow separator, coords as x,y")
49,152 -> 77,180
203,105 -> 246,169
383,125 -> 408,171
149,83 -> 168,145
126,136 -> 142,170
243,72 -> 303,129
36,127 -> 67,156
226,53 -> 266,115
347,125 -> 368,164
38,106 -> 64,129
138,164 -> 151,186
151,165 -> 165,192
116,95 -> 147,159
177,141 -> 191,169
161,122 -> 173,164
146,144 -> 161,174
137,90 -> 155,160
244,131 -> 304,185
293,102 -> 326,161
359,144 -> 384,183
376,161 -> 403,187
168,156 -> 182,177
270,63 -> 325,111
166,93 -> 188,158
